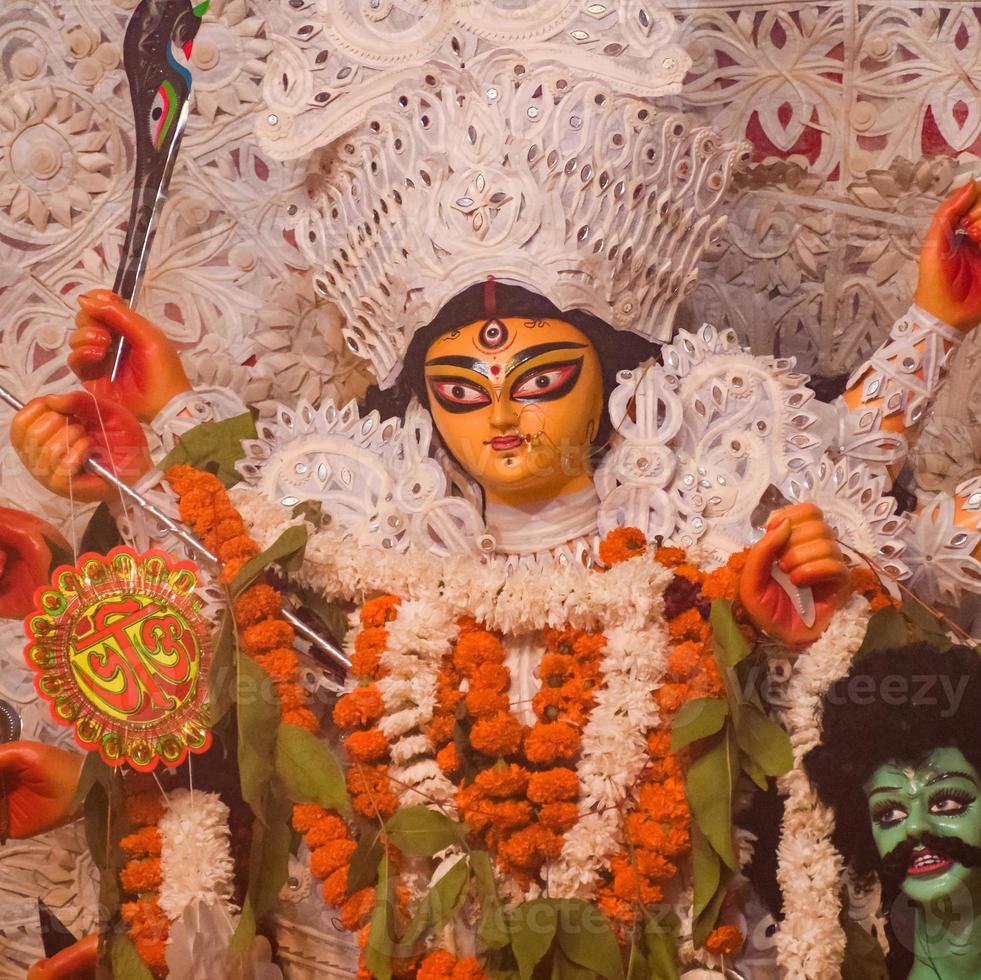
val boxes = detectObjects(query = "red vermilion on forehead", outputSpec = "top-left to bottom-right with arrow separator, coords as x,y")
491,364 -> 501,375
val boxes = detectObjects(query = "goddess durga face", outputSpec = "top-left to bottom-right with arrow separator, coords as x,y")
422,316 -> 604,506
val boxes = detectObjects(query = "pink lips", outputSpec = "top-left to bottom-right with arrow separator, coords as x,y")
907,849 -> 954,877
489,435 -> 522,451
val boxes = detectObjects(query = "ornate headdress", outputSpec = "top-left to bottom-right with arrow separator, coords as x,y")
259,1 -> 748,387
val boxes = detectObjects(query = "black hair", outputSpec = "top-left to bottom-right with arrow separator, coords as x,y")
362,282 -> 660,457
804,643 -> 981,977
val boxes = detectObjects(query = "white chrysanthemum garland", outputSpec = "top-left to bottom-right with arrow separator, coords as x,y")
546,571 -> 673,899
158,789 -> 238,922
770,595 -> 871,979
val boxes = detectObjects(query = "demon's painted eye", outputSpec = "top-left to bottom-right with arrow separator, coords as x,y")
149,81 -> 177,149
428,378 -> 492,412
511,360 -> 582,401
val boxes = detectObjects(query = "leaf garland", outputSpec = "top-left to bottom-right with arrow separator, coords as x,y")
159,411 -> 257,488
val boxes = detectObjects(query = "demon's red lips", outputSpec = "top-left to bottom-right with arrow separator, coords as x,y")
488,435 -> 523,451
907,847 -> 955,877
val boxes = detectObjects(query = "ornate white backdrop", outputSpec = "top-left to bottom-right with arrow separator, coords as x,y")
1,0 -> 980,970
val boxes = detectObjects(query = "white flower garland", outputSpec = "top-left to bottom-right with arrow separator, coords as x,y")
547,563 -> 673,899
158,789 -> 238,921
376,598 -> 458,808
772,595 -> 871,980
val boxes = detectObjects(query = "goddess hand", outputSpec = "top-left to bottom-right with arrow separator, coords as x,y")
0,508 -> 69,619
0,741 -> 83,839
27,935 -> 99,980
740,503 -> 852,646
69,289 -> 190,423
11,391 -> 152,503
914,180 -> 981,330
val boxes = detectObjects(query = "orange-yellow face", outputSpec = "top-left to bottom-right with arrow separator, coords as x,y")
423,316 -> 604,506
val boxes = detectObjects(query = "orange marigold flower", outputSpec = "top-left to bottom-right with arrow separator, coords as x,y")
123,790 -> 165,827
306,813 -> 351,847
276,681 -> 310,712
359,595 -> 401,628
653,682 -> 689,716
293,803 -> 329,833
654,545 -> 687,568
646,730 -> 672,759
705,925 -> 744,956
635,847 -> 676,880
282,706 -> 320,732
701,567 -> 739,601
255,646 -> 299,682
242,618 -> 295,654
667,641 -> 704,680
219,555 -> 250,584
429,713 -> 456,746
523,722 -> 580,763
465,687 -> 510,717
469,712 -> 523,757
539,654 -> 575,683
418,950 -> 457,980
346,763 -> 390,798
527,767 -> 579,803
353,789 -> 398,819
218,534 -> 260,564
234,583 -> 282,627
572,632 -> 606,659
599,526 -> 647,566
334,685 -> 385,728
668,608 -> 705,641
345,728 -> 389,763
340,886 -> 375,931
471,662 -> 511,693
354,626 -> 389,663
473,763 -> 529,799
436,742 -> 460,775
499,824 -> 562,870
484,799 -> 534,832
453,630 -> 505,673
120,826 -> 162,857
452,957 -> 488,980
322,866 -> 349,906
539,801 -> 580,832
120,858 -> 162,894
311,838 -> 358,879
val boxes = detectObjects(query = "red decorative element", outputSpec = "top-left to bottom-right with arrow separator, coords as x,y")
23,547 -> 214,771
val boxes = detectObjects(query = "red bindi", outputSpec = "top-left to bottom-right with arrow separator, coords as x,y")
491,364 -> 501,375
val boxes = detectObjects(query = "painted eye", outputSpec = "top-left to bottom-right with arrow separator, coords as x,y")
429,379 -> 490,407
148,82 -> 176,149
930,791 -> 975,816
511,363 -> 579,400
871,803 -> 907,829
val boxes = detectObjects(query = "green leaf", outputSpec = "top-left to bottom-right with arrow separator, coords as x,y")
238,655 -> 280,816
79,501 -> 123,555
554,900 -> 625,980
209,610 -> 237,724
471,850 -> 510,951
230,524 -> 309,597
347,830 -> 384,897
901,595 -> 952,652
642,912 -> 680,980
401,856 -> 470,948
840,916 -> 889,980
384,805 -> 468,857
710,599 -> 750,667
741,753 -> 769,791
110,934 -> 154,980
365,854 -> 394,980
671,698 -> 728,752
510,900 -> 559,980
690,824 -> 721,922
160,411 -> 257,488
229,897 -> 257,956
692,872 -> 730,949
734,704 -> 793,778
855,606 -> 907,660
250,789 -> 294,921
553,950 -> 595,979
71,750 -> 112,814
276,723 -> 351,816
685,728 -> 738,869
44,533 -> 75,572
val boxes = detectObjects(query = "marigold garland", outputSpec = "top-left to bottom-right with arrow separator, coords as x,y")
166,465 -> 318,733
119,777 -> 168,977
